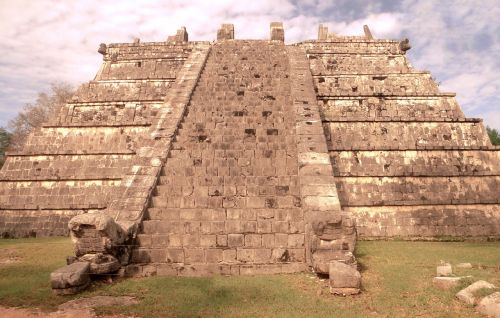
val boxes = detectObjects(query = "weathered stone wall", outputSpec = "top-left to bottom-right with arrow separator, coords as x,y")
0,41 -> 203,237
65,102 -> 163,125
302,40 -> 403,54
99,60 -> 183,80
309,54 -> 411,75
315,73 -> 439,96
346,205 -> 500,239
324,122 -> 489,150
301,35 -> 500,239
19,127 -> 147,154
0,154 -> 133,180
0,210 -> 85,238
72,81 -> 173,102
337,176 -> 499,205
330,150 -> 500,176
320,96 -> 465,121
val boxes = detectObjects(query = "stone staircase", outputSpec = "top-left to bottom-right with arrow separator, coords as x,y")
129,40 -> 306,275
127,40 -> 358,287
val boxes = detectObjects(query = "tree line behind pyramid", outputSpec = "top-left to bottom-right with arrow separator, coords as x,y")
0,23 -> 498,296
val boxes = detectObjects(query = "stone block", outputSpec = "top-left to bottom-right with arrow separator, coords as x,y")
222,249 -> 237,263
456,280 -> 497,305
274,233 -> 288,247
200,234 -> 217,247
51,262 -> 90,294
79,253 -> 121,274
157,264 -> 178,276
237,248 -> 255,262
206,249 -> 223,263
254,249 -> 272,263
216,234 -> 228,247
270,22 -> 284,41
166,249 -> 184,263
317,24 -> 329,40
437,263 -> 452,276
477,292 -> 500,318
185,249 -> 205,264
287,234 -> 304,248
245,234 -> 262,247
271,248 -> 289,262
329,261 -> 361,295
228,234 -> 244,247
217,24 -> 235,40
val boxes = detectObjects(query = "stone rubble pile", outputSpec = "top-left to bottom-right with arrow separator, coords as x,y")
431,261 -> 499,317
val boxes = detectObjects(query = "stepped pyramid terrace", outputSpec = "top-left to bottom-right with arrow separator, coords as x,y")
0,23 -> 498,295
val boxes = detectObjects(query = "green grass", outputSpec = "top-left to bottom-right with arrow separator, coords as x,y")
0,237 -> 74,309
1,238 -> 499,317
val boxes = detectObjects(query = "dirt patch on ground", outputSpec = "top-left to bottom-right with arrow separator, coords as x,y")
0,296 -> 138,318
0,248 -> 23,265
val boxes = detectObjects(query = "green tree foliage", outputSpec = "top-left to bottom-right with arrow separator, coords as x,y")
0,128 -> 12,168
486,126 -> 500,146
8,82 -> 74,151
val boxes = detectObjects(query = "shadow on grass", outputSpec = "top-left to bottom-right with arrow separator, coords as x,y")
92,274 -> 370,318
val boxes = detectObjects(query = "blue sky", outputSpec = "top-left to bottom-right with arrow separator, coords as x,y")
0,0 -> 498,129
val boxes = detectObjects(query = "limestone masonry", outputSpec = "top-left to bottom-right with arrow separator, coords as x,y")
0,23 -> 498,293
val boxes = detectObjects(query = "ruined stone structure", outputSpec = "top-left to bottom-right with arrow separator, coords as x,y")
0,23 -> 498,294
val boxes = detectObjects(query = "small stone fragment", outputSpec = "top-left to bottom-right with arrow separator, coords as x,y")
329,261 -> 361,295
477,292 -> 500,318
97,43 -> 106,55
79,253 -> 121,274
437,263 -> 452,276
456,280 -> 497,305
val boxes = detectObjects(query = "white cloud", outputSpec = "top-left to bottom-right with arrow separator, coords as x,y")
323,12 -> 403,38
482,110 -> 500,130
399,0 -> 500,129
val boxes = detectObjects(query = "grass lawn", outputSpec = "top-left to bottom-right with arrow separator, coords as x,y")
0,237 -> 499,317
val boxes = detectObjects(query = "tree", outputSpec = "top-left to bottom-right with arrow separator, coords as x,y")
0,128 -> 12,168
7,82 -> 74,151
487,126 -> 500,146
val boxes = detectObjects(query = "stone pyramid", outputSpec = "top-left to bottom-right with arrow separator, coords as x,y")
0,23 -> 498,295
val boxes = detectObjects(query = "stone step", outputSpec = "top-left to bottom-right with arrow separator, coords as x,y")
145,207 -> 226,221
145,208 -> 181,220
150,196 -> 168,208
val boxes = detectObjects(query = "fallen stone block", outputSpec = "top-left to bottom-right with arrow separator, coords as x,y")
432,276 -> 471,290
437,263 -> 452,276
79,253 -> 121,274
457,263 -> 473,269
312,250 -> 356,274
329,260 -> 361,295
456,280 -> 497,305
477,292 -> 500,318
51,262 -> 90,295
